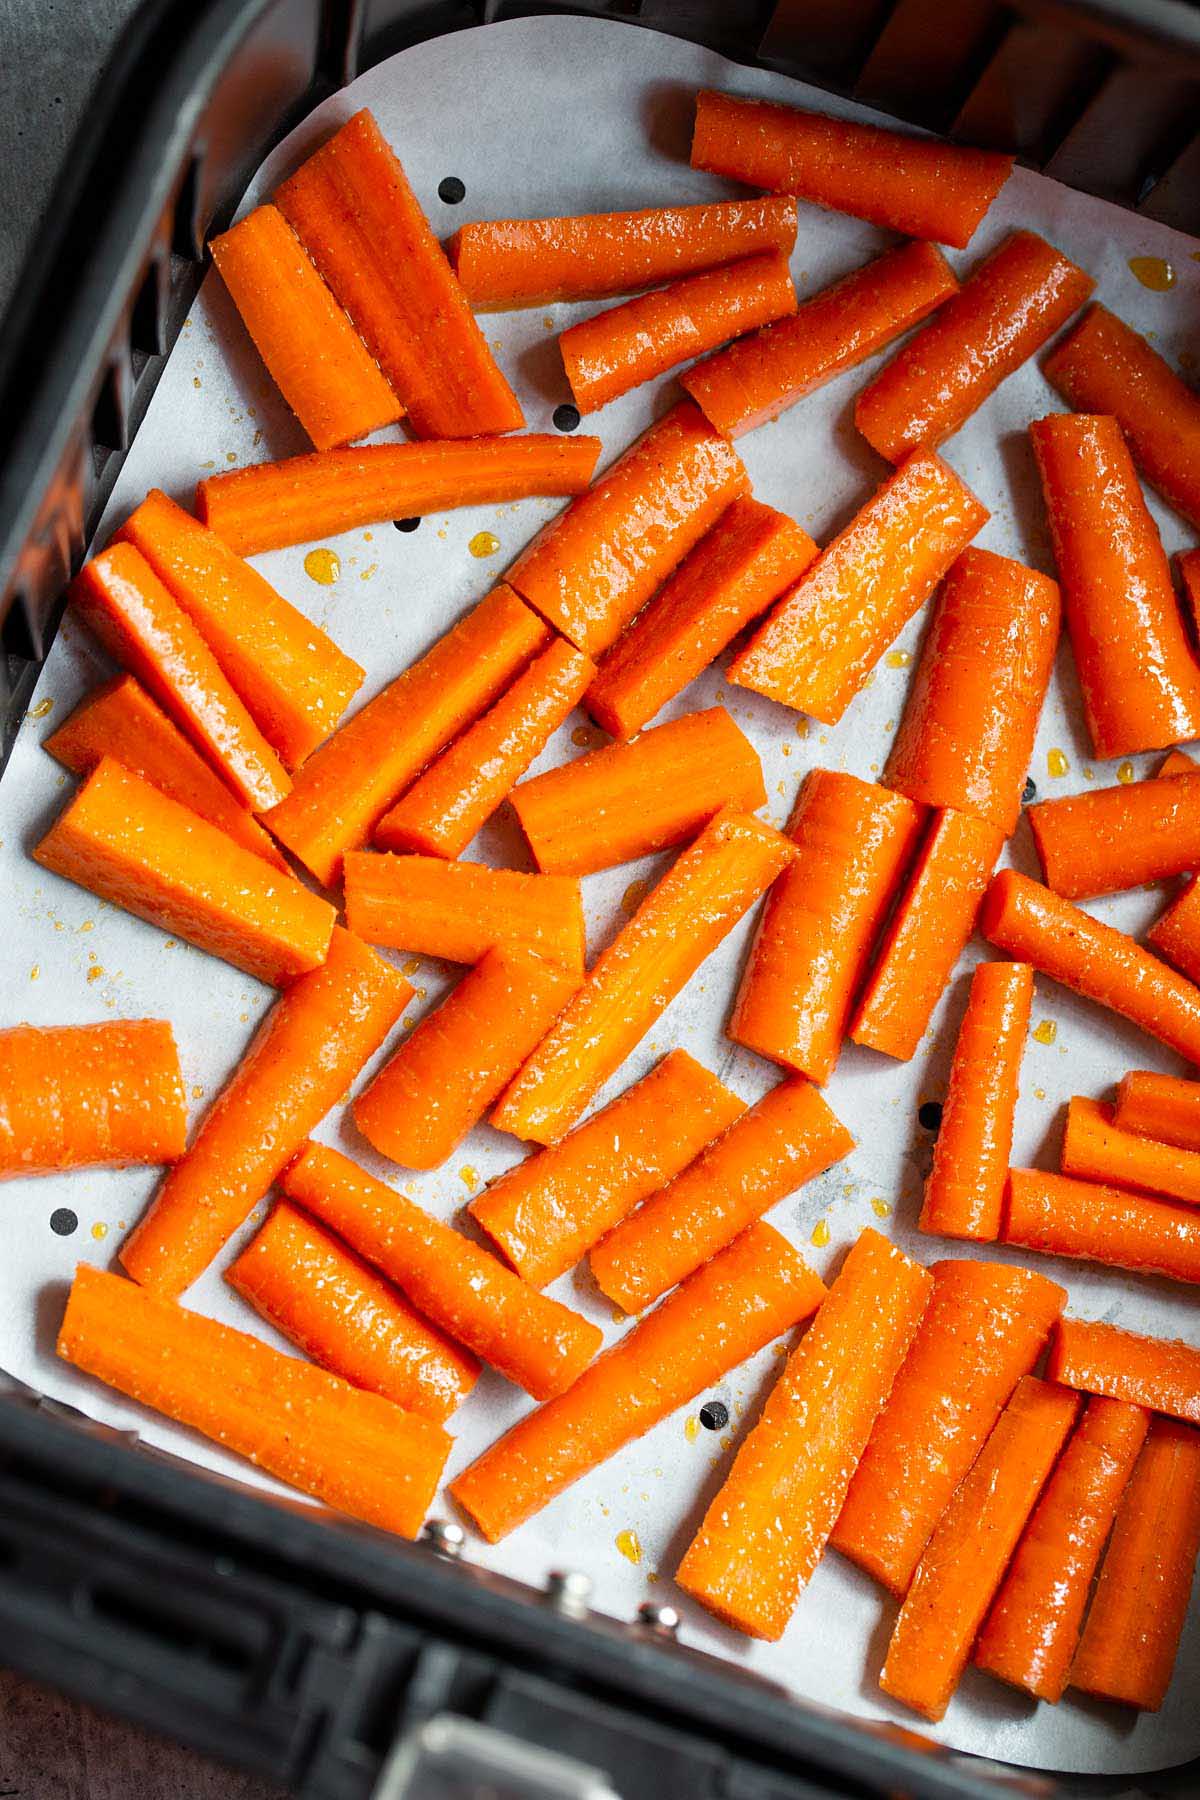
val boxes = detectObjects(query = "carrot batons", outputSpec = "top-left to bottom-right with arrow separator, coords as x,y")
1029,772 -> 1200,900
1115,1070 -> 1200,1153
343,852 -> 585,971
1003,1168 -> 1200,1286
0,1021 -> 186,1179
728,450 -> 987,723
729,771 -> 923,1085
676,1230 -> 932,1640
275,109 -> 522,438
58,1263 -> 448,1539
450,1221 -> 826,1542
120,928 -> 407,1297
1047,1316 -> 1200,1427
1161,748 -> 1199,779
208,203 -> 401,450
491,810 -> 795,1146
1063,1095 -> 1200,1208
1147,878 -> 1200,986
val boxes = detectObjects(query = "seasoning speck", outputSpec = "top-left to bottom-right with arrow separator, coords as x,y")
468,530 -> 501,559
50,1208 -> 77,1237
699,1399 -> 728,1432
918,1100 -> 943,1132
1022,776 -> 1037,805
29,965 -> 39,981
1047,748 -> 1069,778
810,1218 -> 830,1248
1033,1019 -> 1058,1046
1128,256 -> 1175,292
553,403 -> 581,433
303,548 -> 340,586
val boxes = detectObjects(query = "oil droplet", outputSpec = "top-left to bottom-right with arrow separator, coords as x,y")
1116,760 -> 1134,784
794,719 -> 809,738
885,649 -> 911,669
303,547 -> 340,586
191,1085 -> 204,1099
1128,256 -> 1175,292
87,965 -> 104,984
1033,1019 -> 1058,1046
615,1528 -> 642,1565
781,744 -> 790,757
29,965 -> 39,981
79,920 -> 94,933
29,697 -> 53,720
810,1218 -> 830,1248
359,562 -> 378,582
1034,1087 -> 1046,1101
543,314 -> 555,329
870,1198 -> 891,1219
1047,748 -> 1069,778
469,532 -> 501,561
459,1165 -> 478,1190
684,1415 -> 700,1442
621,879 -> 650,915
91,1221 -> 108,1241
401,957 -> 420,976
571,725 -> 596,748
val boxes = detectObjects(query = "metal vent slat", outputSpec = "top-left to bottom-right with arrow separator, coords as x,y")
1042,63 -> 1200,205
949,17 -> 1114,162
850,0 -> 1009,131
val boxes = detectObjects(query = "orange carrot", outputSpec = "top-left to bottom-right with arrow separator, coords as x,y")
729,772 -> 923,1085
227,1199 -> 478,1422
590,1076 -> 853,1313
1029,773 -> 1200,901
491,809 -> 796,1146
585,500 -> 817,740
974,1395 -> 1149,1701
681,240 -> 957,439
728,450 -> 988,722
850,809 -> 1006,1062
1030,413 -> 1200,758
1063,1095 -> 1200,1208
1148,878 -> 1200,986
1046,1315 -> 1200,1427
1161,748 -> 1199,779
343,852 -> 585,971
353,947 -> 580,1169
882,546 -> 1060,836
856,232 -> 1093,463
1003,1168 -> 1200,1286
676,1229 -> 932,1639
1115,1070 -> 1200,1153
830,1260 -> 1067,1594
918,961 -> 1032,1242
511,707 -> 766,876
275,109 -> 522,438
373,639 -> 595,858
35,758 -> 334,987
1180,548 -> 1200,636
208,203 -> 401,450
0,1021 -> 186,1179
504,401 -> 748,658
281,1142 -> 601,1400
116,489 -> 364,768
691,91 -> 1012,248
449,1221 -> 826,1542
58,1263 -> 448,1539
120,928 -> 407,1297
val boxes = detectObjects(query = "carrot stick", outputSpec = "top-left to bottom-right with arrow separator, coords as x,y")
491,809 -> 796,1146
830,1260 -> 1067,1594
34,758 -> 335,988
585,499 -> 817,740
57,1263 -> 449,1539
676,1229 -> 932,1639
1030,412 -> 1200,758
197,436 -> 600,557
1003,1167 -> 1200,1286
1147,878 -> 1200,986
1161,748 -> 1198,779
691,91 -> 1013,248
281,1141 -> 601,1400
1029,773 -> 1200,901
261,585 -> 550,886
729,772 -> 924,1085
880,1376 -> 1079,1721
918,961 -> 1033,1242
449,1221 -> 826,1542
974,1396 -> 1150,1701
510,707 -> 766,876
1180,548 -> 1200,636
590,1076 -> 853,1314
209,203 -> 401,450
448,196 -> 798,310
373,639 -> 595,858
69,542 -> 290,812
681,240 -> 957,439
469,1050 -> 745,1288
504,401 -> 748,658
275,109 -> 523,438
856,232 -> 1093,463
850,809 -> 1006,1062
353,946 -> 581,1170
882,546 -> 1061,836
115,489 -> 364,768
728,450 -> 988,722
120,927 -> 408,1297
980,869 -> 1200,1064
1115,1070 -> 1200,1153
226,1199 -> 478,1422
1063,1095 -> 1200,1208
0,1021 -> 186,1179
343,852 -> 585,971
1046,1316 -> 1200,1427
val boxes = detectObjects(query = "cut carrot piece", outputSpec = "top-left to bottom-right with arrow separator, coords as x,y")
0,1021 -> 186,1179
677,1229 -> 932,1639
851,809 -> 1006,1062
58,1263 -> 448,1538
275,109 -> 522,438
830,1259 -> 1067,1595
1161,748 -> 1198,779
374,639 -> 595,858
1046,1316 -> 1200,1426
918,961 -> 1032,1243
505,401 -> 748,658
1148,878 -> 1200,986
728,450 -> 987,722
120,928 -> 407,1296
1029,772 -> 1200,900
1003,1167 -> 1200,1286
590,1075 -> 852,1314
227,1199 -> 478,1422
281,1142 -> 601,1400
1030,413 -> 1200,758
882,546 -> 1060,836
511,707 -> 766,876
343,852 -> 585,971
491,810 -> 796,1145
450,1221 -> 826,1542
585,499 -> 817,740
729,771 -> 923,1084
681,240 -> 957,439
35,759 -> 334,987
1115,1070 -> 1200,1153
261,585 -> 549,886
353,947 -> 580,1170
1063,1095 -> 1200,1208
1180,549 -> 1200,637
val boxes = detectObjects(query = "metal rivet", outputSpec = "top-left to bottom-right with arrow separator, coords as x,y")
636,1601 -> 680,1635
421,1518 -> 465,1558
546,1569 -> 592,1616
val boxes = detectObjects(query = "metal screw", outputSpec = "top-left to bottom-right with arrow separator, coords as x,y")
421,1518 -> 465,1559
546,1568 -> 592,1617
636,1601 -> 680,1636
